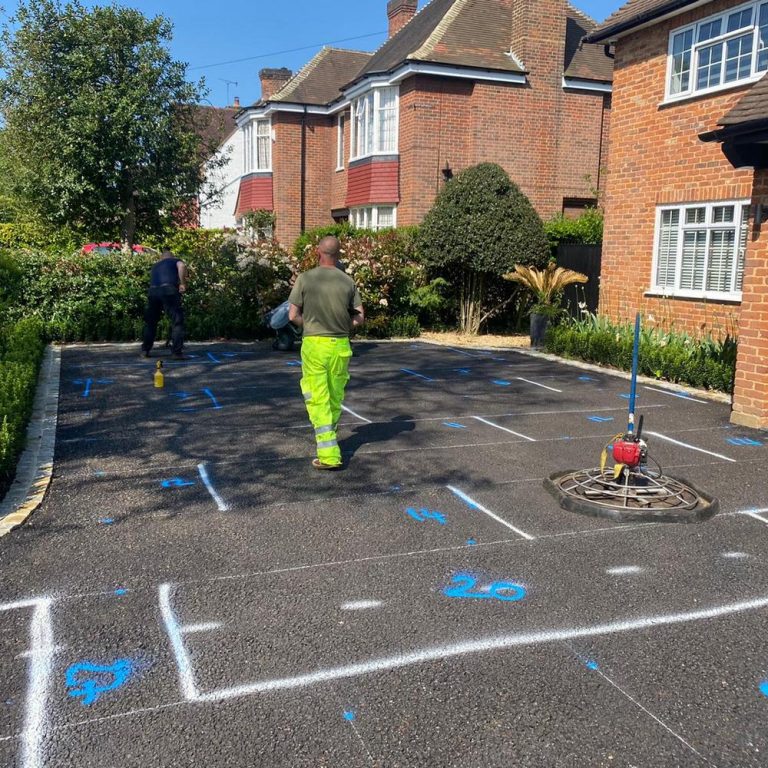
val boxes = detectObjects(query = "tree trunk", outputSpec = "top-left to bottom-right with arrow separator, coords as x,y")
459,270 -> 486,335
121,193 -> 137,252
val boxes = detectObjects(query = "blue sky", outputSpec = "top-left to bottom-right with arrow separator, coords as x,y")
4,0 -> 622,107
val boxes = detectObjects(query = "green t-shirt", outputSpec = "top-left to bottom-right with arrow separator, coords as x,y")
288,266 -> 363,337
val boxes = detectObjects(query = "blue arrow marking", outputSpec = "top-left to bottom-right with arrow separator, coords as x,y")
203,389 -> 223,409
727,437 -> 763,446
579,375 -> 598,382
588,416 -> 614,423
286,361 -> 302,367
82,379 -> 93,398
161,478 -> 196,488
455,368 -> 471,375
66,659 -> 134,706
406,508 -> 447,525
493,380 -> 512,387
401,369 -> 434,382
443,422 -> 467,429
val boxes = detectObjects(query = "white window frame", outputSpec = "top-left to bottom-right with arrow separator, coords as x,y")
349,86 -> 399,161
665,0 -> 768,101
243,118 -> 271,173
650,200 -> 749,301
349,205 -> 397,231
336,113 -> 345,171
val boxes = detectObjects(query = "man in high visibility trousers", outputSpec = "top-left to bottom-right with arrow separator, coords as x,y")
288,236 -> 364,470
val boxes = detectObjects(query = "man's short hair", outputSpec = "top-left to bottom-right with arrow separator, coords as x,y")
317,236 -> 340,259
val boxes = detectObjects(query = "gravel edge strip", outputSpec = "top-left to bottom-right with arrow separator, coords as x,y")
0,345 -> 61,536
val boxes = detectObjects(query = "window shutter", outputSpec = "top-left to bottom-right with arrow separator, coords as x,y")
656,210 -> 679,287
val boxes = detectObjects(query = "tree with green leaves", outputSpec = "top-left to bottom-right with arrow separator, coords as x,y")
417,163 -> 549,334
0,0 -> 222,249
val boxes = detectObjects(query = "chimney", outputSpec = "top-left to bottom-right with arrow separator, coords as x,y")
508,0 -> 566,79
233,96 -> 240,109
387,0 -> 417,38
259,67 -> 292,101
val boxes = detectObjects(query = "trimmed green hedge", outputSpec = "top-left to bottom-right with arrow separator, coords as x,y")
0,318 -> 46,495
545,315 -> 736,393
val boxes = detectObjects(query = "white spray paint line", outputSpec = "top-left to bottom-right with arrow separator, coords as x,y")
446,485 -> 535,541
743,511 -> 768,526
722,552 -> 750,559
0,598 -> 55,768
516,377 -> 563,393
340,404 -> 372,424
197,462 -> 230,512
606,566 -> 643,575
585,660 -> 715,766
192,594 -> 768,702
341,600 -> 383,611
158,584 -> 202,702
644,431 -> 737,463
642,386 -> 709,404
445,347 -> 484,358
471,416 -> 536,442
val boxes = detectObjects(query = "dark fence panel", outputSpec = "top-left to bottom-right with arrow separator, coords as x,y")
557,244 -> 602,319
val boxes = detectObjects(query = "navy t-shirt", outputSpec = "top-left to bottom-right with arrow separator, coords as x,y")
150,257 -> 181,288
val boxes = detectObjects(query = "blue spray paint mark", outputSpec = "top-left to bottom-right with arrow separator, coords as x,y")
343,710 -> 356,721
99,518 -> 115,525
492,357 -> 507,362
286,360 -> 302,367
586,660 -> 599,671
443,422 -> 467,429
401,368 -> 434,382
222,353 -> 238,358
443,573 -> 526,602
94,471 -> 107,478
760,681 -> 768,698
72,379 -> 84,385
179,408 -> 198,413
66,660 -> 134,706
579,375 -> 598,382
406,508 -> 447,525
114,589 -> 128,596
619,393 -> 631,400
171,392 -> 191,400
588,416 -> 614,423
82,379 -> 93,398
728,437 -> 763,446
202,389 -> 223,410
492,380 -> 512,387
96,379 -> 114,385
466,539 -> 477,546
455,368 -> 471,375
390,484 -> 401,492
161,478 -> 196,488
207,352 -> 221,364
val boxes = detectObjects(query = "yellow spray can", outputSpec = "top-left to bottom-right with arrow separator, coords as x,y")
154,360 -> 164,389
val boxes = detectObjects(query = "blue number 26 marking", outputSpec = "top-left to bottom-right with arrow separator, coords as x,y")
443,574 -> 526,603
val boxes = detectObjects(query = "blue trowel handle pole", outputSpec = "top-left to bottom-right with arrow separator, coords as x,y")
628,312 -> 640,436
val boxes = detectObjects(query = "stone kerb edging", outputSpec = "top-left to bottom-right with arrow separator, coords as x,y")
0,345 -> 61,537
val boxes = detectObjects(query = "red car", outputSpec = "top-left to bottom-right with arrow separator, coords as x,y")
81,242 -> 157,256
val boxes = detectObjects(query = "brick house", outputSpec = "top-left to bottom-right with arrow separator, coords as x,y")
210,0 -> 612,244
585,0 -> 768,428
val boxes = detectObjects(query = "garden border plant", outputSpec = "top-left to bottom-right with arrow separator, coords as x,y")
545,312 -> 736,393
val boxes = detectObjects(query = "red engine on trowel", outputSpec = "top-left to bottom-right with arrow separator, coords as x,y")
611,436 -> 645,468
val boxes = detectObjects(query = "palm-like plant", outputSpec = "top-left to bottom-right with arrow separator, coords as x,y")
503,263 -> 588,316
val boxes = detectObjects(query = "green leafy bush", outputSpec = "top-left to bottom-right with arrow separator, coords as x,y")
544,208 -> 604,254
0,317 -> 46,494
545,313 -> 735,393
388,314 -> 421,338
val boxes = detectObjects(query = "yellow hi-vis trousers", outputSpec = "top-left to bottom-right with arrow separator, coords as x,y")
300,336 -> 352,466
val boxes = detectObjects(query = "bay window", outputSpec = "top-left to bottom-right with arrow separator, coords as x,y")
652,201 -> 748,299
350,87 -> 399,160
243,118 -> 271,173
350,206 -> 396,231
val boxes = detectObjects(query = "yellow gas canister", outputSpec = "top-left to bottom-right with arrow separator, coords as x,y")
154,360 -> 164,388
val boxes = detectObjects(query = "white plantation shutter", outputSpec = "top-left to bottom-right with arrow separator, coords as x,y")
736,206 -> 748,291
680,230 -> 706,290
706,230 -> 735,291
656,210 -> 679,287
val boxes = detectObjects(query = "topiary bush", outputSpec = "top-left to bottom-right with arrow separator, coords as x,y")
417,163 -> 549,334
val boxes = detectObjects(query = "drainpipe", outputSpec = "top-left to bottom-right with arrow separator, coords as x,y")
300,106 -> 307,233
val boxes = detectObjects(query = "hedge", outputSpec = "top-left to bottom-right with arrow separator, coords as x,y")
0,317 -> 46,498
545,315 -> 736,393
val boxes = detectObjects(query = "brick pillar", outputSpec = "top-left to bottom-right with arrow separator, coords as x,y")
387,0 -> 417,38
731,170 -> 768,429
259,68 -> 292,100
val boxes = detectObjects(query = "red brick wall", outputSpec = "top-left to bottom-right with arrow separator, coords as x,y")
396,71 -> 609,226
599,0 -> 754,338
732,170 -> 768,428
331,110 -> 350,212
235,175 -> 273,217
